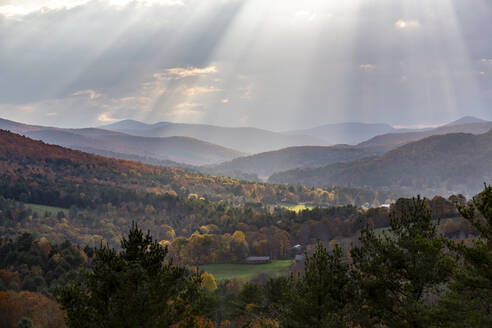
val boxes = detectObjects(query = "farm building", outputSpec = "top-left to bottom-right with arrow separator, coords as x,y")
245,256 -> 271,264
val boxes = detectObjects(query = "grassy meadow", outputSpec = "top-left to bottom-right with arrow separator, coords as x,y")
200,260 -> 294,281
25,203 -> 69,216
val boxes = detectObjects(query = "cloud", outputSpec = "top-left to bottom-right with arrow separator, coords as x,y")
0,0 -> 491,129
291,10 -> 317,24
97,113 -> 118,122
18,105 -> 35,112
359,64 -> 375,72
175,102 -> 202,109
395,19 -> 421,29
239,83 -> 255,100
0,0 -> 91,17
72,89 -> 102,100
164,106 -> 204,122
167,66 -> 218,78
108,0 -> 185,9
0,0 -> 185,18
183,86 -> 221,96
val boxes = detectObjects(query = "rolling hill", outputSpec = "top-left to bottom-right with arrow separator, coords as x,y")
203,145 -> 383,180
357,121 -> 492,152
102,120 -> 328,154
200,117 -> 490,180
445,116 -> 487,126
285,122 -> 398,145
0,129 -> 391,207
0,118 -> 243,166
269,130 -> 492,197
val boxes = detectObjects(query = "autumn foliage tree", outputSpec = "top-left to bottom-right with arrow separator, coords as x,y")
0,290 -> 65,328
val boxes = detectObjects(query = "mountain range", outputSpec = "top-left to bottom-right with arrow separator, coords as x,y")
269,130 -> 492,197
0,118 -> 243,166
1,114 -> 491,198
102,120 -> 329,154
0,129 -> 387,207
285,122 -> 398,145
200,116 -> 491,180
358,121 -> 492,152
203,145 -> 383,180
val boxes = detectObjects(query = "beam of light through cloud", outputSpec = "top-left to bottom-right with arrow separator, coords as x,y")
0,0 -> 491,129
395,19 -> 421,29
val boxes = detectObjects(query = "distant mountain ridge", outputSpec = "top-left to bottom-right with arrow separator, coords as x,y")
2,116 -> 490,178
0,118 -> 243,166
203,145 -> 383,180
201,116 -> 491,180
103,120 -> 329,154
269,130 -> 492,197
357,121 -> 492,152
103,120 -> 171,131
445,116 -> 487,126
286,122 -> 397,145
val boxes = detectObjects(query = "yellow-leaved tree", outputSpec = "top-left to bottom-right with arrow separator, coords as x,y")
201,272 -> 218,292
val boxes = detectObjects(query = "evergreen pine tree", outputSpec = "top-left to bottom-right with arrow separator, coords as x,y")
436,184 -> 492,327
58,223 -> 204,328
351,196 -> 455,328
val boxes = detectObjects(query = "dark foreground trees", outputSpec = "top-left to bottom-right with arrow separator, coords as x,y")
436,184 -> 492,327
262,195 -> 456,328
57,223 -> 206,328
351,196 -> 455,328
281,243 -> 356,328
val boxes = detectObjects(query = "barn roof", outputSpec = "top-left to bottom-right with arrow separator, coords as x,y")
246,256 -> 270,261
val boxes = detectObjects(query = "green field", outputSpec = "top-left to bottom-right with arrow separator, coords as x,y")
25,203 -> 69,216
279,204 -> 315,213
200,260 -> 294,281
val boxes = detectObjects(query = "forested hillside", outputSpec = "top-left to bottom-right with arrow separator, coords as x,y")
0,130 -> 393,208
0,118 -> 244,166
204,145 -> 381,179
270,131 -> 492,197
358,121 -> 492,151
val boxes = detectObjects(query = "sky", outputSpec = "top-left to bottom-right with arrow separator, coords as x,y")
0,0 -> 491,130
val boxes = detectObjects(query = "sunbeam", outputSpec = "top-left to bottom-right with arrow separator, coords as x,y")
0,0 -> 490,128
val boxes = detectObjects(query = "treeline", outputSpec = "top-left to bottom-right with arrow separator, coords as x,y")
0,234 -> 89,328
0,191 -> 475,266
0,233 -> 87,295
